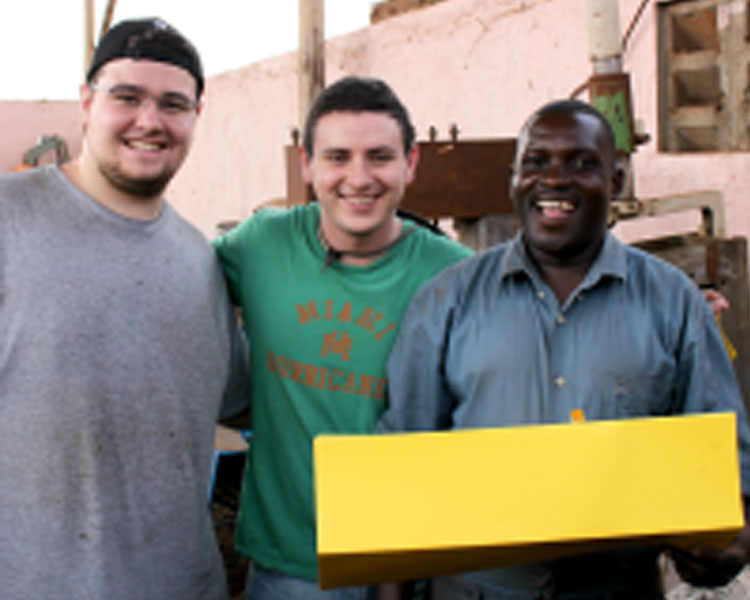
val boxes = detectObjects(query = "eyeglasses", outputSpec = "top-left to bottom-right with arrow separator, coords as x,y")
90,83 -> 199,117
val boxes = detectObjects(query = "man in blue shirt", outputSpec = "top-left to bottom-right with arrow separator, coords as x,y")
380,99 -> 750,599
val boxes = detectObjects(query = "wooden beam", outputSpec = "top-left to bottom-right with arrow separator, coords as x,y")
84,0 -> 95,76
298,0 -> 325,131
99,0 -> 118,41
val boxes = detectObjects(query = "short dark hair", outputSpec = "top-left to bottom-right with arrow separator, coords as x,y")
519,99 -> 617,160
87,17 -> 204,98
303,76 -> 416,155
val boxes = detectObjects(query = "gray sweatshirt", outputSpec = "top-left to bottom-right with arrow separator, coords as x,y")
0,166 -> 248,600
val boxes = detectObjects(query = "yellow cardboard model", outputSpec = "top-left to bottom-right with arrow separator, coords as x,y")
314,412 -> 743,588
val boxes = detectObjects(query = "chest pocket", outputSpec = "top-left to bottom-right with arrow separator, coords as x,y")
609,373 -> 673,416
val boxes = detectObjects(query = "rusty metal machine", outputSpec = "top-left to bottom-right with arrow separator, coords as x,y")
12,134 -> 70,172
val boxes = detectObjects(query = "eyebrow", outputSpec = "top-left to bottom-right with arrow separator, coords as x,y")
320,145 -> 397,155
522,143 -> 600,155
105,83 -> 194,100
367,145 -> 397,154
321,147 -> 350,155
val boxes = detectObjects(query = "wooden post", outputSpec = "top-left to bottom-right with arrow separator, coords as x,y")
84,0 -> 95,76
84,0 -> 118,78
298,0 -> 325,131
99,0 -> 118,42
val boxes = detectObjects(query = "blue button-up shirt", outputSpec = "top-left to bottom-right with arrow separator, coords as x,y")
381,232 -> 750,598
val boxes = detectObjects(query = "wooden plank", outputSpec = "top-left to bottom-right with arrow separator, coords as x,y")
84,0 -> 95,76
669,50 -> 718,71
98,0 -> 118,41
298,0 -> 325,130
671,106 -> 718,127
214,425 -> 249,452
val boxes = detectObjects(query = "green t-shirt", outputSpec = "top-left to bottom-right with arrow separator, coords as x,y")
214,204 -> 472,580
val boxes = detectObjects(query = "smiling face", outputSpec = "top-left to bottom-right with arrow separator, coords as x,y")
79,58 -> 200,201
301,110 -> 419,252
511,108 -> 623,267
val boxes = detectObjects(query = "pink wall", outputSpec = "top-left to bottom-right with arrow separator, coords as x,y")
0,101 -> 81,171
2,0 -> 746,245
174,0 -> 744,243
172,0 -> 600,238
171,56 -> 299,236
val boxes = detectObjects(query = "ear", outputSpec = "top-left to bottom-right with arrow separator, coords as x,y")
509,158 -> 519,188
195,99 -> 204,117
79,82 -> 94,129
299,145 -> 313,184
611,158 -> 626,200
405,144 -> 420,184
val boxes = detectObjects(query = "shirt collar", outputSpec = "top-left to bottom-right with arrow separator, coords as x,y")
500,230 -> 628,287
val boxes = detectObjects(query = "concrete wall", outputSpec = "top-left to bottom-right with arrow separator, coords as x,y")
175,0 -> 741,242
0,101 -> 81,170
174,0 -> 599,237
1,0 -> 746,243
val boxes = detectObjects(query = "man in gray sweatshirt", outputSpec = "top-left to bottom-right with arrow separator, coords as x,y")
0,17 -> 247,600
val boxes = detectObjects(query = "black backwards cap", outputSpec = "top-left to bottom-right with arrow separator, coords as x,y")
86,17 -> 204,97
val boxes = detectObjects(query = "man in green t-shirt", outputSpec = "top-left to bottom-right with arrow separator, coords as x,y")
214,76 -> 472,599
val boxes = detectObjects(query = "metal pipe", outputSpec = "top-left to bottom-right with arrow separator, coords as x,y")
586,0 -> 623,73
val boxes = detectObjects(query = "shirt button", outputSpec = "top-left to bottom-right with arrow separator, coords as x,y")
577,292 -> 585,301
555,375 -> 567,387
537,290 -> 546,300
556,314 -> 566,324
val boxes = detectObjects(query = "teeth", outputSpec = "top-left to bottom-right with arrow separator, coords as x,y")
537,200 -> 574,211
346,197 -> 375,205
128,141 -> 163,151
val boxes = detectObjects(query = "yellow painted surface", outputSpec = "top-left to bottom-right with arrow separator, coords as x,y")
314,413 -> 744,588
